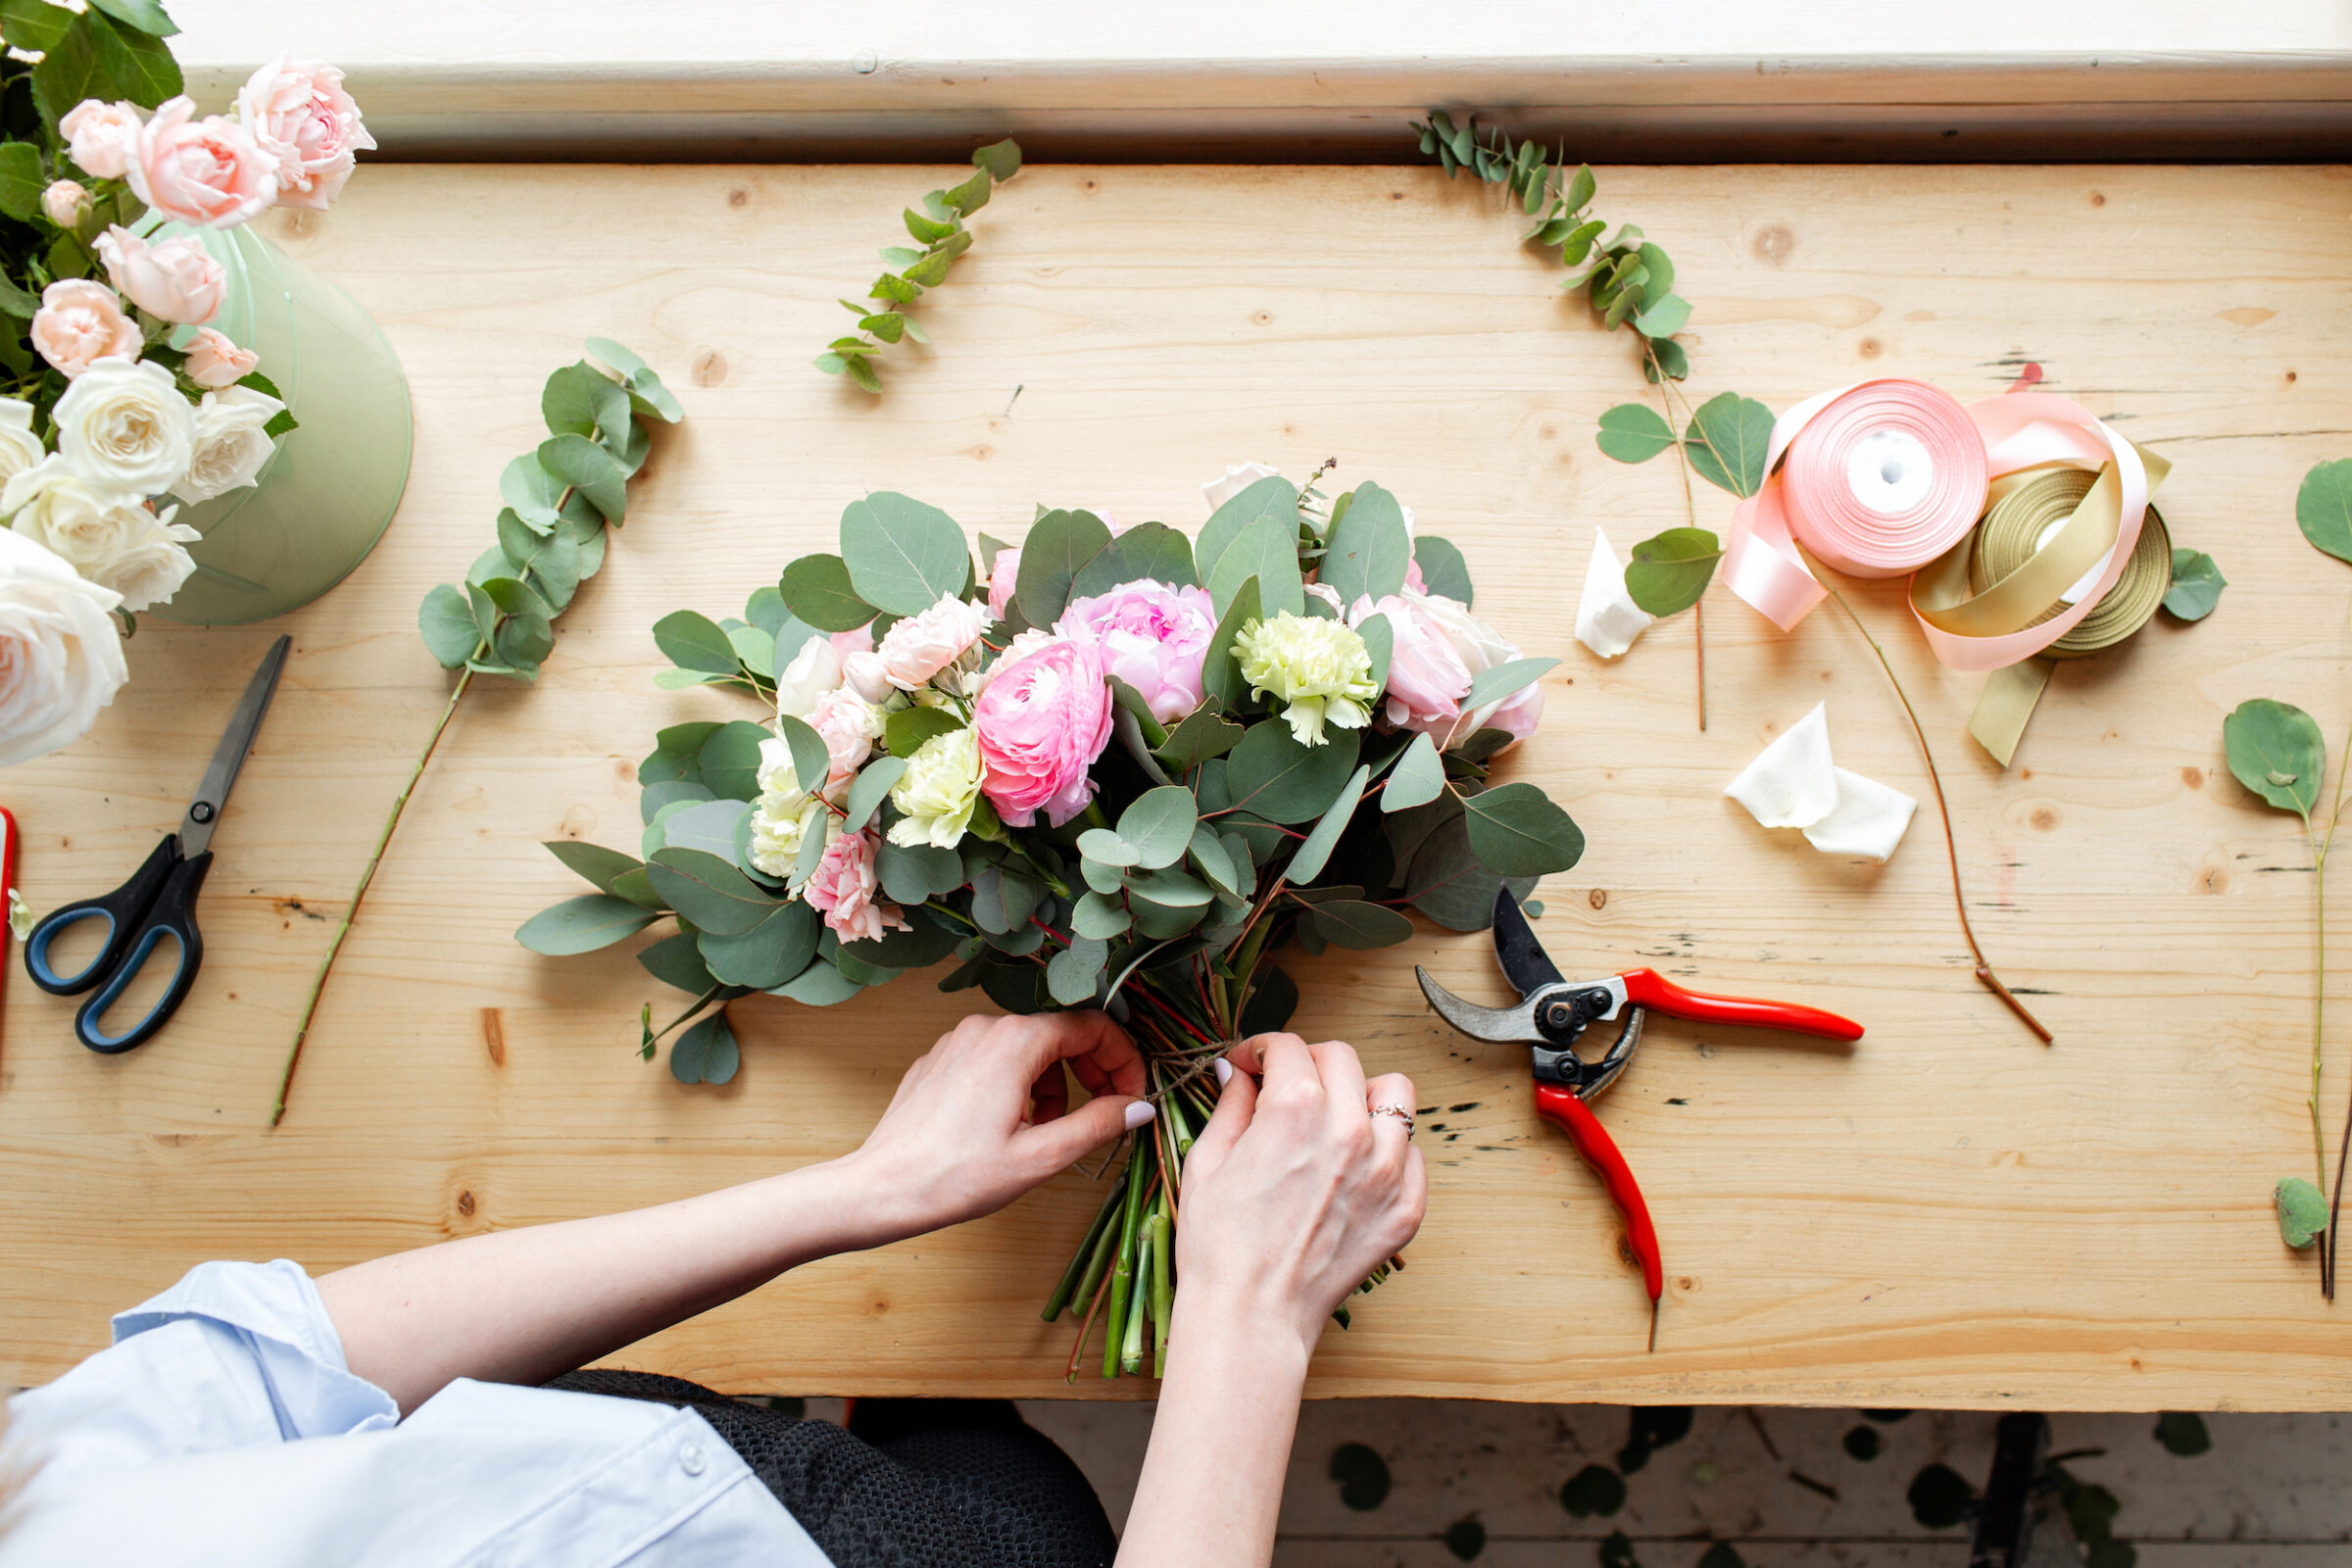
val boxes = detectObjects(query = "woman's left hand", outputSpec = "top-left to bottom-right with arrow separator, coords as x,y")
840,1011 -> 1152,1242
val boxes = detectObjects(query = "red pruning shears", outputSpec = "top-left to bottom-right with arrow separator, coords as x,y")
1417,889 -> 1863,1349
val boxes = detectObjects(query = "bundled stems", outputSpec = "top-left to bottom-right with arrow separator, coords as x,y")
1816,578 -> 2052,1046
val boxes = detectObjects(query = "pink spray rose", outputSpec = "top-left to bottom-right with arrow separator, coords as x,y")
95,225 -> 226,325
972,636 -> 1113,827
59,100 -> 140,180
29,281 -> 138,378
803,828 -> 908,945
808,685 -> 884,800
828,624 -> 873,658
985,543 -> 1021,619
41,179 -> 89,228
1055,579 -> 1217,724
235,59 -> 374,212
874,592 -> 990,691
1414,587 -> 1546,753
1350,592 -> 1471,739
125,98 -> 276,229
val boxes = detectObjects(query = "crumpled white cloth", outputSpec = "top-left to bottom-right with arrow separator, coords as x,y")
1724,701 -> 1917,861
1575,526 -> 1651,659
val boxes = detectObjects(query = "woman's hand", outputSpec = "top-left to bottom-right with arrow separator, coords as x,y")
838,1010 -> 1152,1244
1174,1033 -> 1428,1355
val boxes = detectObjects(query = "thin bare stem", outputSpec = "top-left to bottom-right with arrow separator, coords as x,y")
271,668 -> 474,1125
1816,579 -> 2051,1046
2320,710 -> 2352,1297
1643,339 -> 1706,731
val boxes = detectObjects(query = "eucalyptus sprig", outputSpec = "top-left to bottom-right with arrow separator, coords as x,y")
270,339 -> 683,1124
815,138 -> 1021,393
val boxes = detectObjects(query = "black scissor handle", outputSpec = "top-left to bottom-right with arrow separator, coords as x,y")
25,835 -> 179,996
74,849 -> 211,1054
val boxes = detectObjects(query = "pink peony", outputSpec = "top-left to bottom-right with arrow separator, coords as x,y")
804,828 -> 907,944
874,592 -> 990,691
985,543 -> 1021,619
1056,578 -> 1217,724
972,636 -> 1113,827
808,685 -> 883,800
828,624 -> 873,658
235,58 -> 374,212
59,100 -> 140,180
1351,591 -> 1471,739
94,225 -> 225,325
29,281 -> 137,378
125,97 -> 276,229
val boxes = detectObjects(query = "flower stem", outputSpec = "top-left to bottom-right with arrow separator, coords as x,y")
1643,338 -> 1705,732
2318,710 -> 2352,1298
270,668 -> 475,1125
1816,579 -> 2050,1045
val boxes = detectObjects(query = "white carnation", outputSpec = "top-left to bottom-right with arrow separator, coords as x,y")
747,735 -> 837,878
174,384 -> 284,503
51,356 -> 195,496
0,527 -> 126,767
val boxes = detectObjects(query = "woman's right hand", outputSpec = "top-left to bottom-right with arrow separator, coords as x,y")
1174,1033 -> 1428,1355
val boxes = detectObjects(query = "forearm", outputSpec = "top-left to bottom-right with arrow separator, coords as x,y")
1118,1287 -> 1310,1568
318,1152 -> 906,1414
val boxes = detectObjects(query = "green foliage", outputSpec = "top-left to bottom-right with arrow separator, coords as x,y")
514,894 -> 659,955
1321,481 -> 1411,607
2296,458 -> 2352,564
815,139 -> 1021,391
1624,527 -> 1724,616
1684,393 -> 1776,498
1413,535 -> 1474,605
668,1009 -> 739,1085
1595,402 -> 1677,463
842,491 -> 973,614
2162,550 -> 2226,621
2276,1175 -> 2328,1248
417,342 -> 679,683
1016,508 -> 1114,625
2224,699 -> 2326,819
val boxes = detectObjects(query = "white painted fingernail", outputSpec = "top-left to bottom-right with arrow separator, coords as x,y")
1213,1057 -> 1234,1087
1123,1101 -> 1156,1129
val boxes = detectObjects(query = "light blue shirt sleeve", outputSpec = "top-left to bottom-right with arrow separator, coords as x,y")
3,1259 -> 833,1568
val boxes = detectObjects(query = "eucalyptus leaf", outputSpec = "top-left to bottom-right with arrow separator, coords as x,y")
2224,699 -> 2326,818
1153,708 -> 1245,772
661,798 -> 752,859
639,929 -> 716,995
779,554 -> 877,631
669,1010 -> 740,1085
841,492 -> 972,614
972,137 -> 1022,180
698,720 -> 772,801
515,895 -> 658,955
1307,899 -> 1417,950
1287,764 -> 1369,885
1077,828 -> 1140,868
1200,577 -> 1263,711
1463,657 -> 1558,714
544,840 -> 643,895
2158,549 -> 2226,622
1226,722 -> 1360,824
840,910 -> 963,970
771,959 -> 865,1006
539,432 -> 629,524
886,706 -> 963,758
970,864 -> 1043,934
418,584 -> 479,668
1015,508 -> 1113,625
1384,733 -> 1446,812
1406,814 -> 1537,931
878,840 -> 963,904
1357,612 -> 1394,693
2277,1175 -> 2328,1249
1048,935 -> 1109,1005
1414,536 -> 1474,605
1462,782 -> 1585,876
1624,528 -> 1723,616
640,779 -> 713,824
1069,519 -> 1198,598
842,757 -> 907,831
699,900 -> 820,990
1322,481 -> 1411,606
1197,475 -> 1298,585
1119,785 -> 1198,869
654,610 -> 740,675
1685,393 -> 1776,499
1206,514 -> 1305,618
1238,964 -> 1299,1035
646,848 -> 776,936
1632,293 -> 1691,338
1596,403 -> 1676,464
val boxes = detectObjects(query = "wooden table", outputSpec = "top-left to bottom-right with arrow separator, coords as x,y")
4,163 -> 2347,1409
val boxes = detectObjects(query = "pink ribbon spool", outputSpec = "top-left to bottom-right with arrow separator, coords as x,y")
1777,381 -> 1987,576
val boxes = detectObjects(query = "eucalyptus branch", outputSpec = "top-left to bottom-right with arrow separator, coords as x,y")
1643,338 -> 1706,730
2320,709 -> 2352,1297
816,139 -> 1022,392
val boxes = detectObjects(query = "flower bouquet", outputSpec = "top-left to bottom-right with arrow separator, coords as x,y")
0,0 -> 369,764
520,463 -> 1585,1376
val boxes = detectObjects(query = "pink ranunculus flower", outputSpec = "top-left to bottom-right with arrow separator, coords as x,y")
984,543 -> 1021,619
235,58 -> 375,212
803,827 -> 908,945
808,685 -> 884,800
1350,591 -> 1471,739
972,636 -> 1113,827
875,592 -> 990,691
125,97 -> 276,229
94,225 -> 225,326
1055,578 -> 1216,724
29,281 -> 138,379
59,100 -> 140,180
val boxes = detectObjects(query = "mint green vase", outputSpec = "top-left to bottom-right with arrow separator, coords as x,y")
146,223 -> 413,625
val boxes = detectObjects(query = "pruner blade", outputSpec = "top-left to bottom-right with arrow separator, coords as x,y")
1414,965 -> 1542,1045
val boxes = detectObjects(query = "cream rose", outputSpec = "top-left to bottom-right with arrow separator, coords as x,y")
874,592 -> 991,691
772,634 -> 843,721
0,527 -> 127,767
51,358 -> 196,496
4,457 -> 150,576
181,327 -> 258,390
29,281 -> 139,379
0,400 -> 46,491
125,97 -> 276,229
89,509 -> 199,613
58,100 -> 140,181
236,58 -> 375,213
175,385 -> 284,503
41,179 -> 90,228
95,225 -> 225,326
1203,460 -> 1282,511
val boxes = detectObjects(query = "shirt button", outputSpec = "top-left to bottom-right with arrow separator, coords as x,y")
679,1441 -> 708,1476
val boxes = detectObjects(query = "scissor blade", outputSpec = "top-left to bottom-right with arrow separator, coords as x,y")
1491,886 -> 1564,997
180,635 -> 290,857
1416,965 -> 1541,1045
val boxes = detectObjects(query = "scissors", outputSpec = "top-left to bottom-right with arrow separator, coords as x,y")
26,636 -> 289,1054
1418,888 -> 1863,1348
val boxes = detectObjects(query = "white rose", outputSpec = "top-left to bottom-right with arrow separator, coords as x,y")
0,527 -> 127,767
1203,460 -> 1282,511
89,511 -> 200,613
772,634 -> 842,722
5,456 -> 148,574
874,592 -> 991,691
0,399 -> 46,490
174,384 -> 284,503
52,357 -> 195,495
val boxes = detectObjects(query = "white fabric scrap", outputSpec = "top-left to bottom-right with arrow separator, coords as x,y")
1575,526 -> 1652,659
1723,701 -> 1916,862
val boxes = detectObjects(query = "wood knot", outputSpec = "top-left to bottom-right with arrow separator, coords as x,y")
2088,191 -> 2106,208
2180,766 -> 2204,789
691,348 -> 727,387
480,1007 -> 507,1067
1250,310 -> 1272,326
1857,337 -> 1883,361
456,1190 -> 476,1218
2030,808 -> 2060,832
1750,224 -> 1795,266
1588,889 -> 1607,910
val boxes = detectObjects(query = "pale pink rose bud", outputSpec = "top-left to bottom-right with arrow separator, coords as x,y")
808,686 -> 884,800
972,636 -> 1113,828
841,649 -> 893,704
984,543 -> 1022,619
125,97 -> 276,229
1054,579 -> 1217,724
181,327 -> 259,389
235,58 -> 374,213
874,592 -> 990,690
40,179 -> 90,228
59,100 -> 141,180
1350,591 -> 1471,740
803,828 -> 908,945
29,281 -> 139,379
94,225 -> 225,326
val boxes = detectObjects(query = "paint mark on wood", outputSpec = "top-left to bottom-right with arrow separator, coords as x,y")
2219,307 -> 2277,327
481,1007 -> 507,1067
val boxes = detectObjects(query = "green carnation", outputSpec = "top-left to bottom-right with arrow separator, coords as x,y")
1235,611 -> 1378,747
888,726 -> 985,849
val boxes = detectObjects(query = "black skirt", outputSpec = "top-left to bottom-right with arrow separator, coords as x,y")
548,1370 -> 1117,1568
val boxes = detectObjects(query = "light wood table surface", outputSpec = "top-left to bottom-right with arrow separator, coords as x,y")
3,163 -> 2347,1409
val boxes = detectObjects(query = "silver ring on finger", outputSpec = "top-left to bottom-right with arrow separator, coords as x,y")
1370,1103 -> 1416,1139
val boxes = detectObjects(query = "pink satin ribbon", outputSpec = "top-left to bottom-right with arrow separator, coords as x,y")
1719,377 -> 2149,672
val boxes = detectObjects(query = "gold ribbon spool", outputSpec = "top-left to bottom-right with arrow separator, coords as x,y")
1965,467 -> 2174,766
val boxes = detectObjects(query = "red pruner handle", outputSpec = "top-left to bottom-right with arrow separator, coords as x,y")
1620,967 -> 1863,1042
1533,1082 -> 1662,1306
